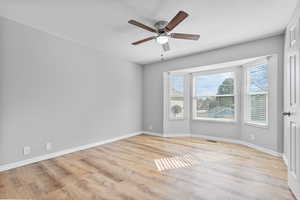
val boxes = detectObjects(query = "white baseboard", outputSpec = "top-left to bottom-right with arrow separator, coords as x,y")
164,133 -> 191,137
144,132 -> 282,157
191,134 -> 282,157
144,131 -> 190,138
0,131 -> 142,172
191,134 -> 239,144
143,131 -> 163,137
282,154 -> 288,166
242,142 -> 282,157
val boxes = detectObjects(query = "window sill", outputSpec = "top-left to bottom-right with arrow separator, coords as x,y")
192,118 -> 237,124
244,122 -> 268,129
168,118 -> 185,121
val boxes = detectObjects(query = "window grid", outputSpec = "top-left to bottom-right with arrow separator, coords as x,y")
192,71 -> 236,121
168,75 -> 184,120
245,62 -> 269,126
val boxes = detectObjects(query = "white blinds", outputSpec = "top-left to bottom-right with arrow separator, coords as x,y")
250,94 -> 267,122
246,62 -> 268,125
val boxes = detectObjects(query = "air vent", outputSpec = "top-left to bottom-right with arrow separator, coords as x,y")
206,139 -> 217,143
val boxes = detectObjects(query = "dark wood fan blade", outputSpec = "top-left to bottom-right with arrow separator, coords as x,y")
165,11 -> 189,32
128,20 -> 157,33
170,33 -> 200,40
132,36 -> 156,45
162,43 -> 170,51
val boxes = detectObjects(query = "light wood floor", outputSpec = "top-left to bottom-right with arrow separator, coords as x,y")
0,134 -> 296,200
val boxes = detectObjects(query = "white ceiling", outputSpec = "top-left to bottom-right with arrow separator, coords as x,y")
0,0 -> 298,64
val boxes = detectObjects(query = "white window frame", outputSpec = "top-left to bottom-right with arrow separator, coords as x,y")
192,68 -> 237,122
167,73 -> 186,121
243,58 -> 269,128
290,25 -> 296,48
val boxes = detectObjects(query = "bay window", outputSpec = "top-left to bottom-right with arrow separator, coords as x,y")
165,57 -> 270,126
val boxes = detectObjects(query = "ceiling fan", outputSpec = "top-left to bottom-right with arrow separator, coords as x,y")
128,11 -> 200,52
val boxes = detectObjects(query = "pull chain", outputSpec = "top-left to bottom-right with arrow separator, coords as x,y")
161,53 -> 164,61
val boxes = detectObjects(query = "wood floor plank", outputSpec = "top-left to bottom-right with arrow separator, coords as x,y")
0,134 -> 296,200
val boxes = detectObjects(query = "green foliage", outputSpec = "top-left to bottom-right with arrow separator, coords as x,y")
217,78 -> 234,95
171,105 -> 182,115
198,78 -> 234,110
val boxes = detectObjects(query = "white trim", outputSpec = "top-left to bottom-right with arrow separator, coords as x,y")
144,132 -> 282,157
244,122 -> 269,129
282,154 -> 288,167
0,132 -> 142,172
167,74 -> 185,120
163,133 -> 191,137
191,134 -> 241,144
163,72 -> 168,132
191,66 -> 239,76
191,134 -> 282,157
192,118 -> 237,123
144,131 -> 190,137
288,174 -> 300,200
143,131 -> 163,137
171,55 -> 272,74
244,142 -> 282,157
290,25 -> 296,47
243,58 -> 269,126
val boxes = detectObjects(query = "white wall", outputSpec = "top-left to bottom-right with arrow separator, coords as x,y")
143,35 -> 284,152
0,17 -> 143,165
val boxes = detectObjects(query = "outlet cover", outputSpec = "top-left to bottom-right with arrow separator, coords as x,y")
23,146 -> 31,155
149,125 -> 153,130
250,134 -> 255,140
46,142 -> 52,151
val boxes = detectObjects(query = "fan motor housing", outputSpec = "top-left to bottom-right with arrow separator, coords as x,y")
154,21 -> 168,33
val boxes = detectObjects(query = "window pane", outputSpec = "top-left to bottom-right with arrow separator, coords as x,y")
195,72 -> 234,96
195,96 -> 234,119
169,75 -> 184,97
169,75 -> 184,120
170,97 -> 184,119
248,64 -> 268,93
249,94 -> 267,123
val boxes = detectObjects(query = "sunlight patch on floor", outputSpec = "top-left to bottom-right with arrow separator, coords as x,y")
154,152 -> 232,171
154,154 -> 194,171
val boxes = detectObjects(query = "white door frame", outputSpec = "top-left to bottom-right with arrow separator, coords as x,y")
284,19 -> 300,199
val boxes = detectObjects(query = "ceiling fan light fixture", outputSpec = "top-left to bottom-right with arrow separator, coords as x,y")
129,11 -> 199,52
156,35 -> 169,44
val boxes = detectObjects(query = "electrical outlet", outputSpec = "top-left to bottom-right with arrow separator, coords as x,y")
46,142 -> 52,151
148,125 -> 153,130
250,134 -> 255,141
23,146 -> 31,155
